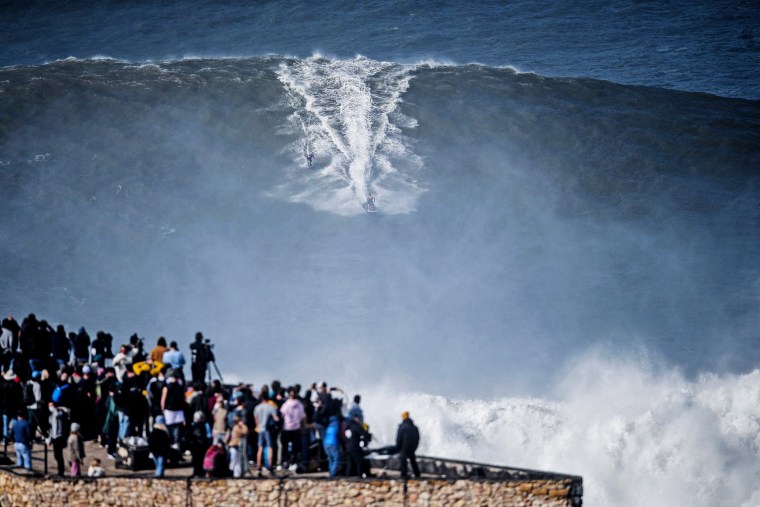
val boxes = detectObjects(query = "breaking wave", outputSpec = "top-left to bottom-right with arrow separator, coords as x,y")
358,353 -> 760,507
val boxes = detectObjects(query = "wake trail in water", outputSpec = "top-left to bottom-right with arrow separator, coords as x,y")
276,56 -> 424,215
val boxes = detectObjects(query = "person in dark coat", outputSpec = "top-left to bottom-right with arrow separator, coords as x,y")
73,327 -> 90,366
345,413 -> 370,477
395,411 -> 421,478
1,372 -> 23,442
189,332 -> 210,384
149,415 -> 171,477
48,402 -> 70,476
186,411 -> 211,477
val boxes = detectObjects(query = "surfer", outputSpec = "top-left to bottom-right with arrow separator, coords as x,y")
365,194 -> 376,212
306,152 -> 314,167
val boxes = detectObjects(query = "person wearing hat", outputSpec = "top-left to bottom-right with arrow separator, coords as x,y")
67,422 -> 85,477
395,411 -> 421,479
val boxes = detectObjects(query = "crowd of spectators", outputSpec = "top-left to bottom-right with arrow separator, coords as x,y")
0,313 -> 423,479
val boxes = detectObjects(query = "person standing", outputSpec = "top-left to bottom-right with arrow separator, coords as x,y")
186,411 -> 211,477
161,341 -> 186,379
73,327 -> 90,366
149,337 -> 168,365
253,390 -> 279,476
161,371 -> 187,449
189,332 -> 209,384
67,422 -> 85,477
112,344 -> 131,382
48,402 -> 70,476
323,414 -> 342,477
279,387 -> 305,468
0,319 -> 17,374
11,411 -> 32,471
347,394 -> 363,423
228,415 -> 249,478
345,413 -> 369,477
148,415 -> 171,477
395,411 -> 421,478
24,371 -> 45,438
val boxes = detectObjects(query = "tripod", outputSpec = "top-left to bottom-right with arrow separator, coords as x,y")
206,359 -> 224,384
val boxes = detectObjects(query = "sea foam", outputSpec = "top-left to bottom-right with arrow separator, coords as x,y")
355,354 -> 760,507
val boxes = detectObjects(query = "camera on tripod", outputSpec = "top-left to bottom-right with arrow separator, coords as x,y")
202,339 -> 215,361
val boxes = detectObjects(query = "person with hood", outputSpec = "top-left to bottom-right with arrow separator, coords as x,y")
149,415 -> 171,477
51,324 -> 70,372
395,411 -> 421,478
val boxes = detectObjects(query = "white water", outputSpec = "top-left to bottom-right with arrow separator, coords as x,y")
275,56 -> 424,215
348,353 -> 760,507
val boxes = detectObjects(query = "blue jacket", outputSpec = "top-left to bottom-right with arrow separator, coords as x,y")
323,416 -> 340,447
12,418 -> 31,446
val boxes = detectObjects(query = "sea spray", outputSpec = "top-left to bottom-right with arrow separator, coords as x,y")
353,354 -> 760,507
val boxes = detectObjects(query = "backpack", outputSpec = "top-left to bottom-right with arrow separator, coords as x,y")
24,382 -> 36,406
203,445 -> 224,472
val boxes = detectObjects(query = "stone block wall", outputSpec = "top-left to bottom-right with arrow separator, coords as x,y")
0,470 -> 581,506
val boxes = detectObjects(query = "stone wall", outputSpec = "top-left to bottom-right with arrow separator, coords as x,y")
0,471 -> 581,506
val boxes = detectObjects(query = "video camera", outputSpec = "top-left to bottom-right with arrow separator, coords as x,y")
202,339 -> 215,362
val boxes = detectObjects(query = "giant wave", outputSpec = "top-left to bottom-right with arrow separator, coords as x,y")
1,55 -> 759,506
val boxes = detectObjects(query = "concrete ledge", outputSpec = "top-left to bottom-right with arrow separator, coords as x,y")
0,467 -> 582,506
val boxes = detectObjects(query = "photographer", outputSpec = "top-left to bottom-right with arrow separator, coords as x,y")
112,344 -> 132,382
128,334 -> 147,364
189,332 -> 213,384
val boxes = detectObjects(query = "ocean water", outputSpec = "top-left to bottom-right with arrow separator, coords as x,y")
1,2 -> 759,505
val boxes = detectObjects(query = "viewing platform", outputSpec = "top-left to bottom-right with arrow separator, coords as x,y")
0,440 -> 582,506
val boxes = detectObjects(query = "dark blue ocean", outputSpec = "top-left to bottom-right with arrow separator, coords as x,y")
2,2 -> 759,505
